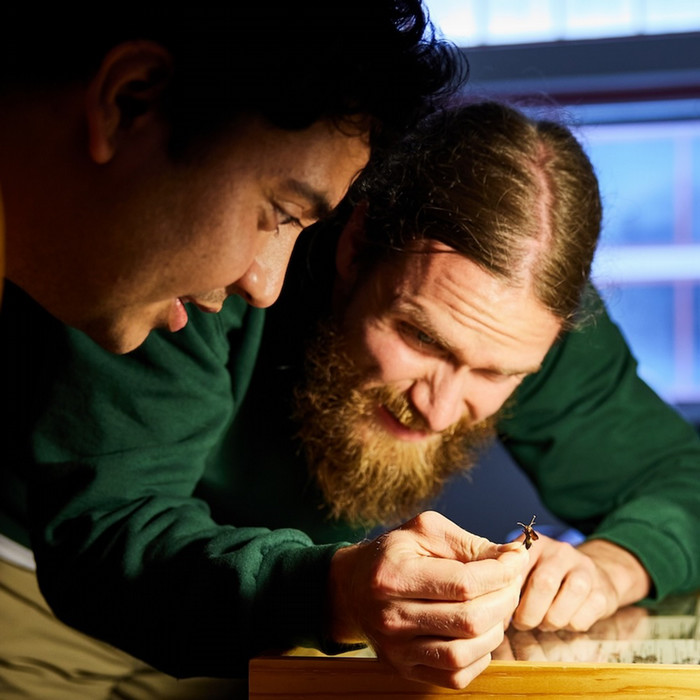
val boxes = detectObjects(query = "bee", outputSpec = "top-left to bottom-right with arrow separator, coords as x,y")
517,515 -> 539,550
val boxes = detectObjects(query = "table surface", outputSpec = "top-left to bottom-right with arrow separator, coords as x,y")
249,594 -> 700,698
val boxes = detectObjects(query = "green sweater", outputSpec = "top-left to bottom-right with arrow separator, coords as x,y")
2,257 -> 700,678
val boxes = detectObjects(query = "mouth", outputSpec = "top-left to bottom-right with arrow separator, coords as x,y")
168,298 -> 189,332
374,404 -> 433,442
181,295 -> 225,315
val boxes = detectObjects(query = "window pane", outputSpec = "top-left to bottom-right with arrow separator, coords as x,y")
599,284 -> 676,391
585,136 -> 675,245
693,137 -> 700,243
426,0 -> 700,45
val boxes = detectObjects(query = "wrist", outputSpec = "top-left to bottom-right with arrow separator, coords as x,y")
328,543 -> 365,644
578,538 -> 651,605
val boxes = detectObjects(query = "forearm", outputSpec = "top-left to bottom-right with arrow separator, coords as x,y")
37,503 -> 341,677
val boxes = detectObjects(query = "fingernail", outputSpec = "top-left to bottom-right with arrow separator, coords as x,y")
497,542 -> 521,553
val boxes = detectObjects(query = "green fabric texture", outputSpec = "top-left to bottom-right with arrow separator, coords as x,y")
1,281 -> 348,678
2,258 -> 700,680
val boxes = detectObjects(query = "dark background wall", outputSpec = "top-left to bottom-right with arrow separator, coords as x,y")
431,441 -> 567,543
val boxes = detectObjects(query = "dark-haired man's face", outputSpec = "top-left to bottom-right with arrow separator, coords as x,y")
295,240 -> 561,525
11,117 -> 368,354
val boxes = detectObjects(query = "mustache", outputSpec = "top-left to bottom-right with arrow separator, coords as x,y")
368,384 -> 472,438
368,385 -> 432,432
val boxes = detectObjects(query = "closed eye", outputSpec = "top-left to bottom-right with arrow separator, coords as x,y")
475,368 -> 527,384
272,203 -> 303,232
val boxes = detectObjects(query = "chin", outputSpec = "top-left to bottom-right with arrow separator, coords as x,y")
78,315 -> 154,355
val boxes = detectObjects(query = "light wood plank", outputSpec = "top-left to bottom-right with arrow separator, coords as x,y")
249,656 -> 700,699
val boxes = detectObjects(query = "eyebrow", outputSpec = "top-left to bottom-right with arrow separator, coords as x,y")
282,179 -> 333,222
395,299 -> 543,376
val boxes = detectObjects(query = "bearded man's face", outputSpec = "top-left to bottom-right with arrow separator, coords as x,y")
294,323 -> 498,526
293,240 -> 561,526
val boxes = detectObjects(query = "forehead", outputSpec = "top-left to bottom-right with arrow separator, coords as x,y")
375,241 -> 562,370
219,116 -> 370,210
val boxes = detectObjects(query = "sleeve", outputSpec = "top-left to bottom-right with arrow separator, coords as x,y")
497,293 -> 700,601
24,296 -> 343,678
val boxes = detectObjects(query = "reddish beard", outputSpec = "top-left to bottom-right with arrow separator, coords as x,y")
293,323 -> 498,527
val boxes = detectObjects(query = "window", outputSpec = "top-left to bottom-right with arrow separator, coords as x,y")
424,1 -> 700,408
584,120 -> 700,404
426,0 -> 700,46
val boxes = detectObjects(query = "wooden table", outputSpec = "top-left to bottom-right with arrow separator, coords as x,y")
249,594 -> 700,698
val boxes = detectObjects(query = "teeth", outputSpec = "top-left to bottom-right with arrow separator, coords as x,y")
385,404 -> 416,430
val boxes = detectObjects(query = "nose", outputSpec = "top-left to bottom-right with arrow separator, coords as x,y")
232,232 -> 297,308
408,367 -> 470,433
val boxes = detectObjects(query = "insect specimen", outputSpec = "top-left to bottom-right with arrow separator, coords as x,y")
517,515 -> 539,550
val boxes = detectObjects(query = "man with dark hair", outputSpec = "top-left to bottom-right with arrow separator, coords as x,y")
0,3 -> 480,697
0,2 -> 462,353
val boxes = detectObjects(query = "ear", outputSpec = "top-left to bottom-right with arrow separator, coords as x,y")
335,201 -> 368,287
85,41 -> 173,164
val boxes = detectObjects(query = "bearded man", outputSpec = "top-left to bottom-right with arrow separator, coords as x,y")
236,100 -> 700,648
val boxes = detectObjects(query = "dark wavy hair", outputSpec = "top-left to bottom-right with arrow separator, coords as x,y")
355,101 -> 603,327
0,1 -> 467,155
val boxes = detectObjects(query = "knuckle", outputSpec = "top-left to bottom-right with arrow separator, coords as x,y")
411,510 -> 442,532
369,559 -> 402,597
369,566 -> 391,595
420,645 -> 443,664
458,602 -> 488,636
588,588 -> 612,616
450,578 -> 472,601
440,644 -> 464,670
529,568 -> 561,595
566,572 -> 592,597
376,605 -> 404,635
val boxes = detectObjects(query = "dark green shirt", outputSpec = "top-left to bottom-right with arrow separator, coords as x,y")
2,254 -> 700,678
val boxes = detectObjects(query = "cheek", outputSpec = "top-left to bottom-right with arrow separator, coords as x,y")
180,210 -> 268,290
471,380 -> 520,421
356,327 -> 425,387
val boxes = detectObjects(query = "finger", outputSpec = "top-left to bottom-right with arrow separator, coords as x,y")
566,590 -> 611,632
381,581 -> 522,639
539,572 -> 593,630
397,511 -> 503,562
393,547 -> 528,602
512,556 -> 572,629
406,652 -> 492,690
512,580 -> 556,630
398,622 -> 505,670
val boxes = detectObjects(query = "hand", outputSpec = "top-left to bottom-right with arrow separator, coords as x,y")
511,534 -> 651,633
329,511 -> 528,689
